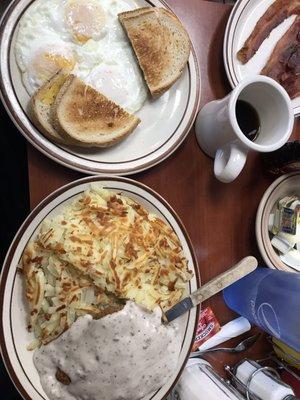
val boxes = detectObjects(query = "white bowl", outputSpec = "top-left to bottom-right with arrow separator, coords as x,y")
256,172 -> 300,272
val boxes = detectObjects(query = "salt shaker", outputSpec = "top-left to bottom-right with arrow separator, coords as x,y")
233,359 -> 297,400
171,359 -> 244,400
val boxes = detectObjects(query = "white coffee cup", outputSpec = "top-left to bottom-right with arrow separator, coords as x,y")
195,76 -> 294,183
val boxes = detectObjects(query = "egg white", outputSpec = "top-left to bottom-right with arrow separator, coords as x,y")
15,0 -> 147,113
15,38 -> 76,94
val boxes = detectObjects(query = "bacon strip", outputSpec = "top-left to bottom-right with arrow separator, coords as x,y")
237,0 -> 300,63
262,16 -> 300,99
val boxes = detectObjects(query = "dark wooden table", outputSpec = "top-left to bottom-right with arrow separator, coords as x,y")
3,0 -> 300,394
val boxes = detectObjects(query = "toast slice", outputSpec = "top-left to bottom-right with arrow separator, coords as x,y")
51,75 -> 141,147
30,70 -> 77,145
118,7 -> 191,97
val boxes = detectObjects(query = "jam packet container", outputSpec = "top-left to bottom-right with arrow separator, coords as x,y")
269,195 -> 300,268
192,307 -> 220,351
272,196 -> 300,236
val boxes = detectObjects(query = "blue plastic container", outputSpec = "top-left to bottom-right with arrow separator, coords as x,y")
223,268 -> 300,352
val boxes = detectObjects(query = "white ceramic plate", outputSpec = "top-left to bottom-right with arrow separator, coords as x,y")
0,0 -> 200,175
0,176 -> 200,400
224,0 -> 300,116
256,172 -> 300,273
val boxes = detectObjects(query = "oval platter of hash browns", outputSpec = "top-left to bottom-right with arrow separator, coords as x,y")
0,176 -> 200,400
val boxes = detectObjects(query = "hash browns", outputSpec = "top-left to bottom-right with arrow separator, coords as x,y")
22,186 -> 192,347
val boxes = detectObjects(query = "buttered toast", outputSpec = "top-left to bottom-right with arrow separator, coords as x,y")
30,70 -> 74,145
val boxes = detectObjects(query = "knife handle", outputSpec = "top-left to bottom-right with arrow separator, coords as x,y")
191,256 -> 258,306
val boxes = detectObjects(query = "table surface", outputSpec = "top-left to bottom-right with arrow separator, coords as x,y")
15,0 -> 300,386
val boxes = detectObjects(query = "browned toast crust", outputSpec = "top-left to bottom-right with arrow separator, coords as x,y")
52,75 -> 140,147
119,7 -> 191,97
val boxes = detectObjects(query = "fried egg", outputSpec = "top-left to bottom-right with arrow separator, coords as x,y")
75,61 -> 146,113
15,39 -> 76,94
65,0 -> 107,44
15,0 -> 147,112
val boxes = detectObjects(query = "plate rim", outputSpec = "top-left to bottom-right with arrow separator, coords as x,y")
0,175 -> 201,400
0,0 -> 201,176
223,0 -> 300,117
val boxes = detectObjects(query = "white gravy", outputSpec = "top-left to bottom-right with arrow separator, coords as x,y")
34,301 -> 181,400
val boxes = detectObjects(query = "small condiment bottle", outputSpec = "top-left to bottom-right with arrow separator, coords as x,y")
234,359 -> 297,400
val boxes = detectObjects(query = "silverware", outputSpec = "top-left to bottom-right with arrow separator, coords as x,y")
164,256 -> 258,323
190,334 -> 260,357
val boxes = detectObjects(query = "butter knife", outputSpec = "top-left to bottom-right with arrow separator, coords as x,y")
164,256 -> 258,322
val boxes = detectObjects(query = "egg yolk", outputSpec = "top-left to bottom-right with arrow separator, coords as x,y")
39,73 -> 69,106
32,52 -> 76,84
65,0 -> 106,44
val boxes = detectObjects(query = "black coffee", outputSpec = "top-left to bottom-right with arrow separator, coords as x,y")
236,100 -> 260,142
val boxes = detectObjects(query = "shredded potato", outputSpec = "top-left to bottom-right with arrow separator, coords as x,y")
22,243 -> 123,349
22,186 -> 192,347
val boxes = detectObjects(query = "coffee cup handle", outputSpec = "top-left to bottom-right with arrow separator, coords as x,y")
214,144 -> 247,183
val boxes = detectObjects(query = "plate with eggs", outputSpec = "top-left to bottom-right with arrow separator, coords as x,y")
0,0 -> 200,175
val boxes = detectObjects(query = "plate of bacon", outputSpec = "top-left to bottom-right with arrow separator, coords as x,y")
224,0 -> 300,116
